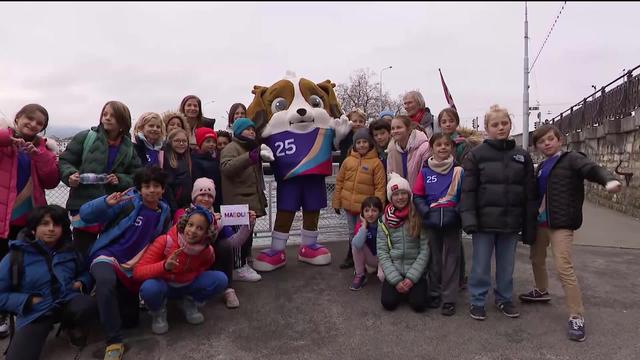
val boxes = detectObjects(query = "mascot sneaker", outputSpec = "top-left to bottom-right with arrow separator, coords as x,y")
298,243 -> 332,265
253,249 -> 287,272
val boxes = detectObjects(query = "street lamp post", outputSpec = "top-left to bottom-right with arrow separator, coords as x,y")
380,66 -> 393,112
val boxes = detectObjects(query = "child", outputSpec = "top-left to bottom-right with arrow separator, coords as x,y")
79,166 -> 171,360
378,173 -> 430,312
134,206 -> 228,335
0,205 -> 96,360
460,104 -> 537,321
220,118 -> 269,282
133,112 -> 166,167
59,101 -> 141,256
386,115 -> 431,189
369,118 -> 392,170
337,109 -> 367,167
333,128 -> 386,271
216,130 -> 232,153
162,111 -> 191,138
518,124 -> 622,342
379,110 -> 395,123
349,196 -> 384,291
413,133 -> 464,316
163,128 -> 193,214
192,128 -> 222,211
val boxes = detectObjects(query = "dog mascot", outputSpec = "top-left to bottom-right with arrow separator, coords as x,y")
247,72 -> 352,271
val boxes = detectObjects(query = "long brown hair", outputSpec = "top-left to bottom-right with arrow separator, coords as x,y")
100,101 -> 132,135
165,128 -> 192,172
179,95 -> 203,128
407,203 -> 422,238
227,103 -> 247,127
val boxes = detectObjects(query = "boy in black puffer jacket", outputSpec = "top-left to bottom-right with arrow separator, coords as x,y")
460,105 -> 537,322
518,124 -> 621,342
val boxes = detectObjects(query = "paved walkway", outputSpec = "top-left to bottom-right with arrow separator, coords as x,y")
575,201 -> 640,248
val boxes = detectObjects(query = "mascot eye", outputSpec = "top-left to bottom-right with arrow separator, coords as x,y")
309,95 -> 324,108
271,98 -> 290,113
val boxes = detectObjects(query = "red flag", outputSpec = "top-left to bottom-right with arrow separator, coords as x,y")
439,68 -> 457,110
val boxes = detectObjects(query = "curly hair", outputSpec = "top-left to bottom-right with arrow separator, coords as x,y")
176,207 -> 218,244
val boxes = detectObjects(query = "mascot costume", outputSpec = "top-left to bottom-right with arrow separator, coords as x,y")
247,72 -> 352,271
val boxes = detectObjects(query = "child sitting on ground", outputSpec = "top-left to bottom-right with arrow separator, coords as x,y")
349,196 -> 384,291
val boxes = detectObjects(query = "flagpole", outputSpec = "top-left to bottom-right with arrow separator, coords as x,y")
523,2 -> 530,150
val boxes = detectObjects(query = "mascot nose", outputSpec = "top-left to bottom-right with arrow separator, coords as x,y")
296,108 -> 307,117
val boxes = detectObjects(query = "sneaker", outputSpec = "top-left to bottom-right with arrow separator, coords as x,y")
518,288 -> 551,303
253,249 -> 287,272
104,343 -> 125,360
298,243 -> 332,265
180,297 -> 204,325
568,316 -> 586,342
349,274 -> 367,291
339,257 -> 354,269
441,303 -> 456,316
66,326 -> 88,348
224,288 -> 240,309
469,305 -> 486,320
0,314 -> 9,339
233,263 -> 262,282
149,305 -> 169,335
496,302 -> 520,318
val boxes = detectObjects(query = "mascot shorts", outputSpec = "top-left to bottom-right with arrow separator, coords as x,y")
276,175 -> 327,212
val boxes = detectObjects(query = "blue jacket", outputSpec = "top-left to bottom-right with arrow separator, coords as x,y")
79,188 -> 171,258
0,231 -> 92,329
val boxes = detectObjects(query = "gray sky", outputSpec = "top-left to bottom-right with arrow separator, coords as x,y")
1,2 -> 639,135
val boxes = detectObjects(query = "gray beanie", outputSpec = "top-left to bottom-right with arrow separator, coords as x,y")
352,128 -> 372,145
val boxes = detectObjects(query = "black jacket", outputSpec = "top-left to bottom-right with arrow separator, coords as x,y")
539,151 -> 616,230
163,153 -> 193,214
191,151 -> 223,212
460,139 -> 538,244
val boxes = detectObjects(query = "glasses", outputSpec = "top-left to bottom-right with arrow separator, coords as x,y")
172,139 -> 188,144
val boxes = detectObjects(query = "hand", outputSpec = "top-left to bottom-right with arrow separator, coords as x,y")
72,281 -> 83,291
10,136 -> 26,148
400,278 -> 414,291
259,144 -> 275,162
164,248 -> 182,272
334,208 -> 341,215
31,296 -> 43,305
606,180 -> 622,193
106,174 -> 119,185
395,281 -> 408,294
214,213 -> 222,224
331,114 -> 352,147
248,210 -> 257,225
23,142 -> 40,155
105,191 -> 134,207
360,215 -> 367,228
68,172 -> 81,188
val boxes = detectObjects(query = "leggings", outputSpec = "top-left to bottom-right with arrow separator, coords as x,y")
381,277 -> 428,312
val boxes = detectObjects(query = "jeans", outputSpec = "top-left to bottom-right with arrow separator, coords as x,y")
468,232 -> 519,306
139,271 -> 228,311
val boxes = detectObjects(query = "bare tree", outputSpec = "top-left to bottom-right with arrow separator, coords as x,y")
336,68 -> 403,119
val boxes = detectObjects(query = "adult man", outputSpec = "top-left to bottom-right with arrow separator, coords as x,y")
403,91 -> 436,137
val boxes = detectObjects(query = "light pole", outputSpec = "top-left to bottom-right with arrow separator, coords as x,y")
380,66 -> 393,111
522,2 -> 530,150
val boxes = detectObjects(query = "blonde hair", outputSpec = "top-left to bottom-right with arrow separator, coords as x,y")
162,111 -> 191,135
165,128 -> 192,172
134,112 -> 166,140
347,109 -> 367,123
484,104 -> 511,128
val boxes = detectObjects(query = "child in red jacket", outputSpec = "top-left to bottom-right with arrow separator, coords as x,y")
133,206 -> 228,335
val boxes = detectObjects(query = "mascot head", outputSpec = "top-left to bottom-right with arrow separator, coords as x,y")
246,71 -> 343,139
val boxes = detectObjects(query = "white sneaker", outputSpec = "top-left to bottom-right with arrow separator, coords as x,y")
224,288 -> 240,309
180,297 -> 204,325
233,264 -> 262,282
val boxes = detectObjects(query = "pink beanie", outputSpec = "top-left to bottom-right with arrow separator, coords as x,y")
191,177 -> 216,202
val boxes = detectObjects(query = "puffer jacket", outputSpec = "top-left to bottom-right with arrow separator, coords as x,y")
133,225 -> 214,285
0,230 -> 92,329
460,139 -> 538,244
376,213 -> 429,286
332,148 -> 386,214
386,129 -> 431,188
0,128 -> 60,238
540,151 -> 617,230
59,126 -> 141,211
220,138 -> 267,217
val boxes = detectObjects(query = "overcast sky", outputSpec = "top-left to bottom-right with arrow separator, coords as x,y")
1,2 -> 639,135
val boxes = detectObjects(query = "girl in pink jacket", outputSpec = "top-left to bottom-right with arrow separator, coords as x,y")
386,115 -> 431,189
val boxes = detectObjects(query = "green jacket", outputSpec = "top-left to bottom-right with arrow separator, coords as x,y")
377,219 -> 429,285
59,126 -> 140,211
220,138 -> 267,217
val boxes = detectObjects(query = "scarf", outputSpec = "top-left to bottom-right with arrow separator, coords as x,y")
427,155 -> 454,175
395,130 -> 416,153
385,203 -> 410,228
236,134 -> 258,150
178,232 -> 208,256
410,108 -> 426,125
137,132 -> 163,150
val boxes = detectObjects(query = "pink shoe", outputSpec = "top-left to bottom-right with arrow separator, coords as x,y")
298,244 -> 332,265
253,249 -> 286,272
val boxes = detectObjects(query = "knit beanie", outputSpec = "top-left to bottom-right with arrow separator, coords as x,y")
195,127 -> 217,148
191,177 -> 216,202
386,172 -> 412,202
379,110 -> 395,119
232,118 -> 255,138
352,128 -> 373,150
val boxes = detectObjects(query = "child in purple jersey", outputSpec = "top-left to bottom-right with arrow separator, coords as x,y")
133,112 -> 165,168
78,166 -> 171,360
413,133 -> 464,316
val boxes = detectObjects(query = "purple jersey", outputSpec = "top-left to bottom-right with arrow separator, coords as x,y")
264,128 -> 334,181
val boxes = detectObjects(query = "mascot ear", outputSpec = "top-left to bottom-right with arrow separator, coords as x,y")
246,85 -> 269,136
317,80 -> 343,118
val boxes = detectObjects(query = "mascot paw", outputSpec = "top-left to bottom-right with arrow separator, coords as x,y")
259,144 -> 275,162
253,249 -> 286,272
332,114 -> 352,148
298,244 -> 332,266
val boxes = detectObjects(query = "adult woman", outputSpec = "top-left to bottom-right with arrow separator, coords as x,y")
386,115 -> 431,188
179,95 -> 215,148
227,103 -> 247,131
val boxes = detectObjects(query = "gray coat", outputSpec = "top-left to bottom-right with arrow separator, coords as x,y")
220,138 -> 267,217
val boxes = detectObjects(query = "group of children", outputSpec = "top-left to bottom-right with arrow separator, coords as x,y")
0,98 -> 625,360
332,104 -> 622,343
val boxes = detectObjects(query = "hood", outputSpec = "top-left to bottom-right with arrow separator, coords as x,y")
456,127 -> 484,147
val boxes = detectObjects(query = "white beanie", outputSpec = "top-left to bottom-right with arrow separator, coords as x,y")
386,172 -> 412,203
191,177 -> 216,202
